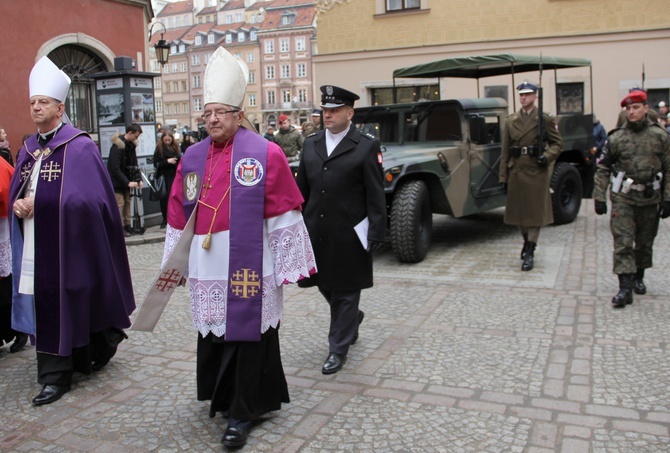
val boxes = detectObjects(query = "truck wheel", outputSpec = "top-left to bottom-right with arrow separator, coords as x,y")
551,162 -> 582,225
390,180 -> 432,263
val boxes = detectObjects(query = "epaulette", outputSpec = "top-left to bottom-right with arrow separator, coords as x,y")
362,132 -> 376,140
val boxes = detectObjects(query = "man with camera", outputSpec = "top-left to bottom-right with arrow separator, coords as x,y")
107,123 -> 143,236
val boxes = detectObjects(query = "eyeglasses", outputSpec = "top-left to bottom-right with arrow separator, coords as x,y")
201,108 -> 239,121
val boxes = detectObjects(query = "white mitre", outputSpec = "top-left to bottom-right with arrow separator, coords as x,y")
29,56 -> 71,102
203,47 -> 249,109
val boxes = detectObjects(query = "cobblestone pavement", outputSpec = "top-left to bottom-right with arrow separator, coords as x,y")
1,204 -> 669,452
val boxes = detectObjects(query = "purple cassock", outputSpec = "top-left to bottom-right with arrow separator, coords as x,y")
10,124 -> 136,356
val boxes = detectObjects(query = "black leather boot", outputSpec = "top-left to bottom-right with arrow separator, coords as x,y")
633,268 -> 646,295
612,274 -> 633,308
521,242 -> 536,271
520,233 -> 528,260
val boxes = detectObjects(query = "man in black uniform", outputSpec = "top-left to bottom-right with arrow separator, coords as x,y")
296,85 -> 386,374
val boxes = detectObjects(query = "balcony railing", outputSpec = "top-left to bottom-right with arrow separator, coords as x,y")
261,101 -> 313,111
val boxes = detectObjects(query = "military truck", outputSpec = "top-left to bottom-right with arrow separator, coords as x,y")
355,54 -> 595,263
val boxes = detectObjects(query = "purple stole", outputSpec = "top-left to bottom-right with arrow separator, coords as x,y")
181,128 -> 267,341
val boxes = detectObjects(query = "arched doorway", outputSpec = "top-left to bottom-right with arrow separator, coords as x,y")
48,45 -> 107,133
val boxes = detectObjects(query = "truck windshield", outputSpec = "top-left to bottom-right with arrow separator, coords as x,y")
355,104 -> 462,145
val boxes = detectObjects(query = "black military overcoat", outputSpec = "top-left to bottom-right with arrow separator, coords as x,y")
296,124 -> 386,291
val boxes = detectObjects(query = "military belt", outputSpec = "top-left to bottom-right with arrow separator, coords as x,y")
510,145 -> 539,158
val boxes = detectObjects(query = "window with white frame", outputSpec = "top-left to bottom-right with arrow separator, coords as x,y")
155,78 -> 161,89
282,90 -> 292,103
226,34 -> 232,44
166,104 -> 172,114
168,17 -> 173,28
281,12 -> 295,25
249,71 -> 255,84
164,81 -> 170,93
238,32 -> 245,42
295,37 -> 306,51
297,63 -> 306,78
266,65 -> 275,79
251,31 -> 257,41
172,63 -> 178,73
249,94 -> 256,107
250,15 -> 256,24
281,64 -> 290,78
179,44 -> 186,53
173,81 -> 179,92
183,103 -> 189,114
195,36 -> 202,45
298,88 -> 307,103
155,99 -> 162,112
193,75 -> 201,88
208,34 -> 215,44
386,0 -> 420,11
264,40 -> 274,54
205,53 -> 211,63
267,90 -> 275,104
176,16 -> 181,27
164,64 -> 169,74
181,81 -> 187,91
183,15 -> 189,26
280,38 -> 289,53
194,98 -> 202,111
192,54 -> 200,65
152,60 -> 159,72
226,14 -> 233,23
236,13 -> 243,22
247,52 -> 254,63
180,62 -> 187,72
171,45 -> 177,54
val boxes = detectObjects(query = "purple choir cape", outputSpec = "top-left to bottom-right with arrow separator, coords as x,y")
10,124 -> 136,356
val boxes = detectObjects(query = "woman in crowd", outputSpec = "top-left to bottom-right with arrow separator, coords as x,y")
153,131 -> 181,228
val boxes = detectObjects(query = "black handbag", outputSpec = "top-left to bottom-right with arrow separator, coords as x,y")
149,174 -> 168,201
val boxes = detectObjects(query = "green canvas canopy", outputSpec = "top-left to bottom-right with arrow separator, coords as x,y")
393,53 -> 591,79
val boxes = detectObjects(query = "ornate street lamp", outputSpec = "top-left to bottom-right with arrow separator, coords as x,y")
149,22 -> 170,66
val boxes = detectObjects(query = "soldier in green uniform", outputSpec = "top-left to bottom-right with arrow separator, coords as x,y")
594,90 -> 670,308
500,81 -> 563,271
615,87 -> 658,128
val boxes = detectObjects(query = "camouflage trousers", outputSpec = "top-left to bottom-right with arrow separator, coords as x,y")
609,201 -> 659,274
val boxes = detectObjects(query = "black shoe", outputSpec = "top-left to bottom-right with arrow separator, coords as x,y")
92,359 -> 110,372
32,384 -> 70,406
9,333 -> 28,353
351,310 -> 365,345
322,353 -> 346,375
222,425 -> 249,448
160,220 -> 167,229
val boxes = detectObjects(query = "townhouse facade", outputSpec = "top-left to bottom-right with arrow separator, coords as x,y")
2,0 -> 154,153
313,0 -> 670,130
150,0 -> 317,136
